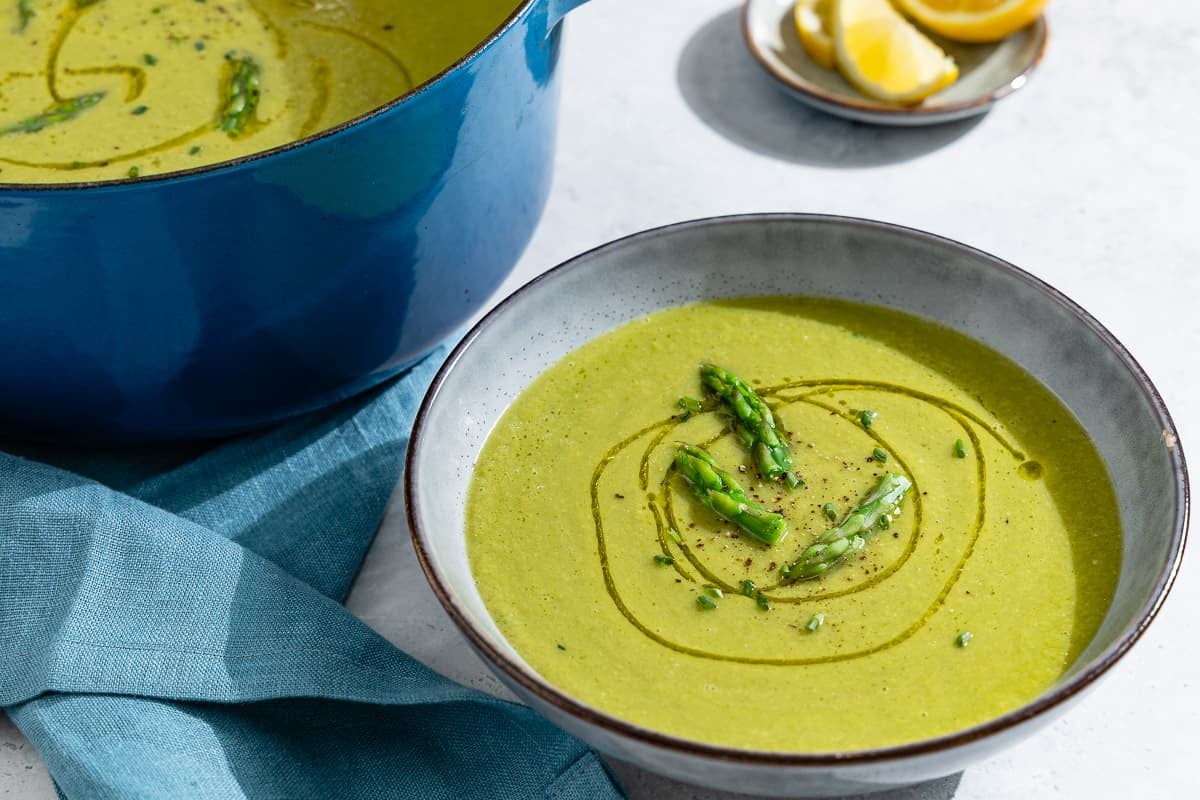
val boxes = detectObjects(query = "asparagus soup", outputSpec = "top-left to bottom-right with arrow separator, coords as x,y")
466,297 -> 1121,752
0,0 -> 519,182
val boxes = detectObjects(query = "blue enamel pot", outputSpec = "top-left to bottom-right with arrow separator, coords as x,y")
0,0 -> 588,441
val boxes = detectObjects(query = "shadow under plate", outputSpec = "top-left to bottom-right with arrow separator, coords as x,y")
676,7 -> 985,167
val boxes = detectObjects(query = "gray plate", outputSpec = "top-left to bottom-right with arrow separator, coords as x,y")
742,0 -> 1048,126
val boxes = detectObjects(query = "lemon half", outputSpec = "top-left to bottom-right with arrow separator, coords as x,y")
794,0 -> 837,70
894,0 -> 1049,43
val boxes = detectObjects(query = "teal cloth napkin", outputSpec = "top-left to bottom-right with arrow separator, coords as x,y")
0,346 -> 625,800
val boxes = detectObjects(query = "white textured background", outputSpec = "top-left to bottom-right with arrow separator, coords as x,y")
4,1 -> 1197,797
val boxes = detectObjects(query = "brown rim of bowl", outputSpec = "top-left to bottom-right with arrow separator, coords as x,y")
0,0 -> 543,192
406,212 -> 1189,767
740,2 -> 1049,120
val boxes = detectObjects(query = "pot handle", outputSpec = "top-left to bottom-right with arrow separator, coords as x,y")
545,0 -> 591,31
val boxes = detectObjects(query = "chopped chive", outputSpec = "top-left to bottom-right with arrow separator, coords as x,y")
556,643 -> 566,651
954,438 -> 968,459
677,396 -> 702,420
152,4 -> 165,12
877,514 -> 890,531
858,409 -> 877,429
955,631 -> 973,648
126,166 -> 140,177
872,447 -> 888,463
17,0 -> 33,32
143,53 -> 158,66
188,145 -> 202,155
755,592 -> 770,611
740,579 -> 757,597
703,585 -> 724,600
130,105 -> 149,115
805,613 -> 825,632
696,594 -> 718,610
194,40 -> 206,51
822,502 -> 837,522
652,554 -> 674,566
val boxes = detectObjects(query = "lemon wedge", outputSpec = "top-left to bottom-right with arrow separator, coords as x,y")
794,0 -> 837,69
893,0 -> 1049,43
832,0 -> 959,105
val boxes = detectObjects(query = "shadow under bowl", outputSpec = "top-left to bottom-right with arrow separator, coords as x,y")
406,214 -> 1187,797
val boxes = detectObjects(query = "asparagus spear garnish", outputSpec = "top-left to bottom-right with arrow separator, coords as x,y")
700,364 -> 801,488
220,54 -> 261,136
781,472 -> 911,581
0,92 -> 105,137
674,444 -> 788,546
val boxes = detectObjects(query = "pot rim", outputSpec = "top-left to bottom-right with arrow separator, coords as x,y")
406,212 -> 1190,768
0,0 -> 543,193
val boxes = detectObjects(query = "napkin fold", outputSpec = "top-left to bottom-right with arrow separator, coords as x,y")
0,347 -> 625,799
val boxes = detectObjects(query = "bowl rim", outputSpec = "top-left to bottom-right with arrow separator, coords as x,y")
0,0 -> 542,192
405,212 -> 1189,767
740,0 -> 1049,123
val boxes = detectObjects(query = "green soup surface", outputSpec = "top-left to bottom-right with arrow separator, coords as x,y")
0,0 -> 518,182
467,297 -> 1122,752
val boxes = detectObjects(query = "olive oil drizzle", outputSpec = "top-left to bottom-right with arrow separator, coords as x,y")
297,19 -> 414,90
297,59 -> 331,138
45,1 -> 94,103
0,120 -> 212,169
64,65 -> 146,103
246,0 -> 288,58
648,499 -> 693,582
638,423 -> 674,492
590,379 -> 1011,666
773,379 -> 1026,460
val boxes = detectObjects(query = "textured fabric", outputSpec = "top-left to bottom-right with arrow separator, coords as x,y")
0,347 -> 625,800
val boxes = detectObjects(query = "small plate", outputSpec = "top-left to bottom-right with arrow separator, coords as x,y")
742,0 -> 1048,126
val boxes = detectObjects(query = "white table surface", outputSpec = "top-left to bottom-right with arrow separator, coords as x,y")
4,0 -> 1198,797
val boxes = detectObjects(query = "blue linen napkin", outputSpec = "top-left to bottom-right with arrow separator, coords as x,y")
0,346 -> 626,800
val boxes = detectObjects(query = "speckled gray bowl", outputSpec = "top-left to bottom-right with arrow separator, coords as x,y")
406,214 -> 1187,797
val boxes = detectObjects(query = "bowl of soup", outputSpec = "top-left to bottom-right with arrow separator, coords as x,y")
406,214 -> 1188,796
0,0 -> 589,440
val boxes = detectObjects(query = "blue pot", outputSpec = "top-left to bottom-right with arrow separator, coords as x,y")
0,0 -> 588,441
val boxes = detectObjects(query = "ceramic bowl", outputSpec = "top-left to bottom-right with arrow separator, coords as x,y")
742,0 -> 1047,125
406,214 -> 1187,797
